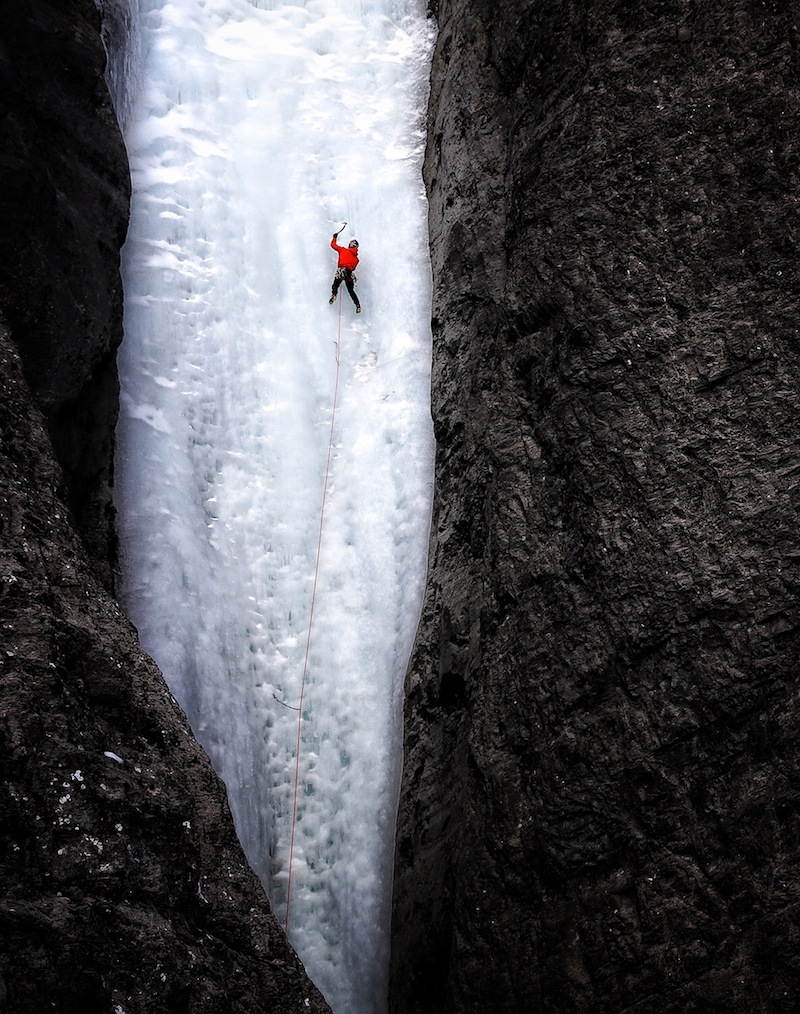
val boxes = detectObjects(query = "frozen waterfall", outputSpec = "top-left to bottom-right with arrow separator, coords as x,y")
113,1 -> 435,1011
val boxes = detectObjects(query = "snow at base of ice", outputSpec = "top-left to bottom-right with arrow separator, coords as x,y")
115,2 -> 435,1011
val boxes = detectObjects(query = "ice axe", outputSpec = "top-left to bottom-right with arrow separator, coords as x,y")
333,221 -> 347,238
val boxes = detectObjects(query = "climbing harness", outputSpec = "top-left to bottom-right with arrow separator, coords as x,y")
335,266 -> 356,283
284,291 -> 344,934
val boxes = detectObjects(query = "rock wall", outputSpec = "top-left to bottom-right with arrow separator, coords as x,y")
0,0 -> 130,587
0,3 -> 329,1010
392,1 -> 800,1011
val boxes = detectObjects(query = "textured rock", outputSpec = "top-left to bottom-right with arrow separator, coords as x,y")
0,323 -> 329,1012
0,0 -> 130,586
392,1 -> 800,1011
0,323 -> 332,1012
0,3 -> 330,1011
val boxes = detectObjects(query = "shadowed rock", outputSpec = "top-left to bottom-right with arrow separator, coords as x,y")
0,0 -> 129,586
392,1 -> 800,1010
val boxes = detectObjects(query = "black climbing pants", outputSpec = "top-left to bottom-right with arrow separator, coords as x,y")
331,267 -> 360,308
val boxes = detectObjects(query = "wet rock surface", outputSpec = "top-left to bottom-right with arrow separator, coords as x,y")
392,1 -> 800,1011
0,3 -> 329,1011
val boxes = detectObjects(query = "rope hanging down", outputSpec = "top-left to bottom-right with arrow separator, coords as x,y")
284,292 -> 344,933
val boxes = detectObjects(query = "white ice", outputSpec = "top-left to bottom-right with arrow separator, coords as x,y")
114,1 -> 435,1011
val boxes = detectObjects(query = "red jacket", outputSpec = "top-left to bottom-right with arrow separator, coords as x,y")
331,236 -> 359,271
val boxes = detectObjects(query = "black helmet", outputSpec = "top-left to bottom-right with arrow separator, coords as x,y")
349,239 -> 359,248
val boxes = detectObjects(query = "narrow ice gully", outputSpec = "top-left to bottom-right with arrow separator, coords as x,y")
114,1 -> 435,1011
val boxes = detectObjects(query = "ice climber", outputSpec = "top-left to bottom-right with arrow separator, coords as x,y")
329,231 -> 361,313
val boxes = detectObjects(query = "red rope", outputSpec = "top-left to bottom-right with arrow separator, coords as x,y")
284,293 -> 344,933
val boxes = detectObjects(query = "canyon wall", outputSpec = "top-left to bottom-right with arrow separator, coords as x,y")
0,0 -> 129,587
392,1 -> 800,1010
3,1 -> 799,1011
0,3 -> 329,1010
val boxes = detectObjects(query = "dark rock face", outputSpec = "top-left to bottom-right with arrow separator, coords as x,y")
0,0 -> 130,587
392,1 -> 800,1011
0,324 -> 329,1013
0,3 -> 329,1011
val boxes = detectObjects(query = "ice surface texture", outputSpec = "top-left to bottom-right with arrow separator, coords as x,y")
116,1 -> 435,1011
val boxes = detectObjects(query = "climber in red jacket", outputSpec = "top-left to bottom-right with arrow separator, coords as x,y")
329,232 -> 361,313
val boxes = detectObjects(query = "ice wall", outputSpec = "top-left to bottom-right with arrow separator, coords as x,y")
115,1 -> 434,1010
